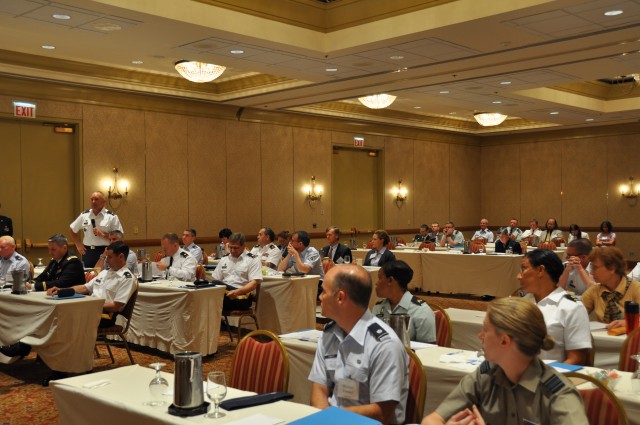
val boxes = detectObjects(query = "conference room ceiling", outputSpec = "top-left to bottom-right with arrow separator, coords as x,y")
0,0 -> 639,135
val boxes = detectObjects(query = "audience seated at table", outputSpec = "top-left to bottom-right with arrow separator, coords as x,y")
363,230 -> 396,267
504,218 -> 523,242
278,230 -> 325,278
518,249 -> 591,365
439,222 -> 464,248
426,222 -> 444,245
217,227 -> 233,257
567,224 -> 589,243
413,224 -> 429,243
471,218 -> 494,243
182,227 -> 203,264
494,229 -> 522,254
538,217 -> 563,244
595,220 -> 616,246
520,218 -> 542,246
250,227 -> 282,270
0,235 -> 32,284
31,234 -> 84,292
421,297 -> 588,425
155,233 -> 197,282
581,247 -> 640,330
372,260 -> 436,344
557,238 -> 594,295
309,265 -> 408,424
276,230 -> 291,259
94,230 -> 139,275
321,226 -> 352,264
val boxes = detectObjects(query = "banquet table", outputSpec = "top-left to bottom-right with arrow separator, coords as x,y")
352,249 -> 423,291
445,307 -> 626,369
0,290 -> 103,373
127,281 -> 225,355
51,364 -> 319,425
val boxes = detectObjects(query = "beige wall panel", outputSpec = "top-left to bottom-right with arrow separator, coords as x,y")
187,116 -> 227,237
616,233 -> 640,262
0,95 -> 82,120
519,142 -> 562,225
82,105 -> 147,238
607,135 -> 640,228
225,120 -> 262,234
292,127 -> 332,233
481,144 -> 521,226
449,144 -> 480,228
260,123 -> 294,232
384,137 -> 414,230
413,141 -> 450,226
145,111 -> 189,238
561,138 -> 608,227
0,120 -> 22,237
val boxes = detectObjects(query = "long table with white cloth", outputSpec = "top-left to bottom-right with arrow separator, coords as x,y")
127,281 -> 225,355
445,307 -> 626,369
0,290 -> 103,373
51,364 -> 319,425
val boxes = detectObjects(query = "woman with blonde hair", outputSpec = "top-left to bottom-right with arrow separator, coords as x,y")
422,297 -> 587,425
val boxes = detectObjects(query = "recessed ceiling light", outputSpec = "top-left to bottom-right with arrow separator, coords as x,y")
131,60 -> 143,65
93,22 -> 122,31
449,112 -> 456,115
389,55 -> 404,60
550,111 -> 559,115
604,10 -> 623,16
439,90 -> 449,94
230,50 -> 244,54
413,106 -> 421,109
41,45 -> 55,50
585,118 -> 594,121
492,101 -> 502,104
52,14 -> 71,20
325,68 -> 338,72
500,81 -> 511,85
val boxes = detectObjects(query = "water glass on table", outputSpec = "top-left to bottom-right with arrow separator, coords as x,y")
206,371 -> 227,418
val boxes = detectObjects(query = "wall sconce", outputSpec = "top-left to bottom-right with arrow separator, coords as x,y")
107,167 -> 128,210
303,176 -> 323,207
619,176 -> 640,202
392,179 -> 408,207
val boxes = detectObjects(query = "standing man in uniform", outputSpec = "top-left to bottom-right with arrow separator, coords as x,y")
211,233 -> 262,310
69,191 -> 123,268
155,233 -> 197,282
0,236 -> 30,283
182,228 -> 203,264
0,203 -> 13,236
31,234 -> 84,292
309,265 -> 408,424
95,230 -> 139,275
321,226 -> 352,264
250,227 -> 282,270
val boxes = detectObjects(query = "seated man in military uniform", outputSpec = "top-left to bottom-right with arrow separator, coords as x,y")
0,236 -> 30,284
155,232 -> 197,282
309,265 -> 408,424
211,232 -> 262,310
250,227 -> 282,270
31,234 -> 84,292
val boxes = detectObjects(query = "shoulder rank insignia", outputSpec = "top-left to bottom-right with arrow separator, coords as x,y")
253,244 -> 259,249
123,271 -> 133,278
368,322 -> 389,341
323,321 -> 336,332
223,253 -> 230,257
15,254 -> 23,260
106,210 -> 115,215
479,360 -> 492,374
180,251 -> 189,258
83,209 -> 90,213
269,244 -> 276,249
564,294 -> 578,302
67,255 -> 78,260
411,295 -> 425,306
246,252 -> 257,258
542,374 -> 565,395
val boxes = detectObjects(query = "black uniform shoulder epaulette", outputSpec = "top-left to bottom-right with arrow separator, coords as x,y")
15,254 -> 24,261
106,210 -> 115,215
223,253 -> 230,257
123,271 -> 133,278
180,251 -> 189,258
411,295 -> 426,306
479,360 -> 492,374
246,252 -> 257,258
542,374 -> 565,395
564,294 -> 578,302
368,322 -> 389,341
253,244 -> 259,249
375,299 -> 385,305
323,321 -> 336,332
268,244 -> 276,249
83,209 -> 90,213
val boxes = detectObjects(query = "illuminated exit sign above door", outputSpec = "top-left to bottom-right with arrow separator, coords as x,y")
13,101 -> 36,118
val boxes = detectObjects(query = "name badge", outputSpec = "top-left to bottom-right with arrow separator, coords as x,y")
336,378 -> 359,401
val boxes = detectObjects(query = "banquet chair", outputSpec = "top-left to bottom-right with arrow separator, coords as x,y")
230,330 -> 289,393
95,283 -> 138,365
195,264 -> 206,280
519,241 -> 528,253
201,251 -> 208,265
396,237 -> 406,245
473,237 -> 488,245
153,251 -> 164,262
405,347 -> 427,424
586,334 -> 595,367
470,241 -> 485,253
552,238 -> 566,247
566,372 -> 628,425
222,283 -> 261,343
538,241 -> 556,250
430,303 -> 452,347
618,326 -> 640,372
418,242 -> 435,251
28,261 -> 34,280
85,270 -> 97,283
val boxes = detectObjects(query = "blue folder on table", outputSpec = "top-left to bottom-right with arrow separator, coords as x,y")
289,407 -> 381,425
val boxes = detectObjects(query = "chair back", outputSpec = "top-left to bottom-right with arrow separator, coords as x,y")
116,283 -> 139,333
430,303 -> 452,347
322,258 -> 334,274
387,242 -> 396,250
566,372 -> 628,425
618,326 -> 640,372
405,347 -> 427,424
538,241 -> 556,251
231,330 -> 289,393
587,334 -> 595,367
397,237 -> 406,245
85,270 -> 97,283
552,238 -> 566,247
195,264 -> 206,280
473,237 -> 488,245
202,251 -> 208,265
418,242 -> 435,251
153,251 -> 164,262
28,261 -> 35,280
519,241 -> 528,253
470,241 -> 485,253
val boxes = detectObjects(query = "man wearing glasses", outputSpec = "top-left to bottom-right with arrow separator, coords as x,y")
558,238 -> 594,295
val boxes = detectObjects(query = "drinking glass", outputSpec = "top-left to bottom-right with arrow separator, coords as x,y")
477,245 -> 484,254
206,371 -> 227,418
344,255 -> 351,264
37,258 -> 44,267
143,362 -> 169,407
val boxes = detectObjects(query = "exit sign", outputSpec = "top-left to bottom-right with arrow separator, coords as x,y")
13,101 -> 36,118
354,137 -> 364,147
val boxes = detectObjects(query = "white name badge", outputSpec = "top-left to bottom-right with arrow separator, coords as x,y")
336,378 -> 359,401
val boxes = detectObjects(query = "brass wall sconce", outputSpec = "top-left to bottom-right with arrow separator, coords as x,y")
303,176 -> 323,207
392,179 -> 408,207
619,176 -> 640,203
107,167 -> 128,210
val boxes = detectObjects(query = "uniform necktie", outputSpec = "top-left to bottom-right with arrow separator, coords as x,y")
602,290 -> 623,323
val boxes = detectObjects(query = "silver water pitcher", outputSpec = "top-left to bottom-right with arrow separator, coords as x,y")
141,262 -> 153,282
11,270 -> 27,294
387,314 -> 411,347
174,351 -> 204,409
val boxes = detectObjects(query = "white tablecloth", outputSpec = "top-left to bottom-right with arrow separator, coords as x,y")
352,249 -> 423,291
258,275 -> 320,334
127,281 -> 225,355
51,364 -> 319,425
445,308 -> 625,369
0,290 -> 103,373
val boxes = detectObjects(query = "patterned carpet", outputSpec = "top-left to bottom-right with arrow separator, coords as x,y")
0,294 -> 487,425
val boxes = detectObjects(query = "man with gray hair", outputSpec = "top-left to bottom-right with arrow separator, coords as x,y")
310,265 -> 408,424
182,228 -> 203,264
0,236 -> 30,284
95,230 -> 139,275
31,234 -> 84,292
155,233 -> 196,282
211,232 -> 262,310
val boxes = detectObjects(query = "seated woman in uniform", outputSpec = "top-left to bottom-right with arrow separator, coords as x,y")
372,260 -> 436,344
364,230 -> 396,267
422,297 -> 588,425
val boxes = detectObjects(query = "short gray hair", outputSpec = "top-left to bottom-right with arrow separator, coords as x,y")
229,232 -> 246,245
162,233 -> 180,244
108,230 -> 124,240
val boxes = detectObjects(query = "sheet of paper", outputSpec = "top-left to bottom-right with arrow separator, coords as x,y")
589,321 -> 608,331
279,329 -> 323,343
224,413 -> 284,425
